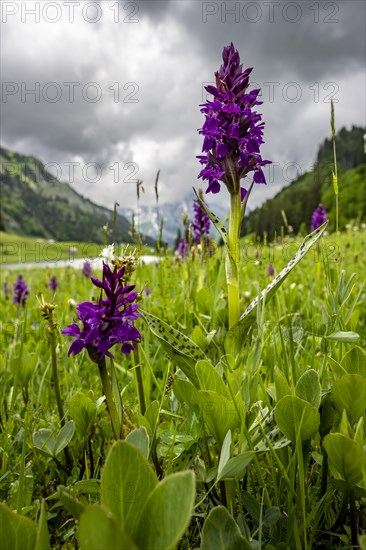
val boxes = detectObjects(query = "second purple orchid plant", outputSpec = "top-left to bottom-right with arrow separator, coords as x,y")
198,43 -> 271,334
63,246 -> 142,439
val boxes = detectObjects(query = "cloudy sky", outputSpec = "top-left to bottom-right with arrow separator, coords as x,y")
1,0 -> 365,212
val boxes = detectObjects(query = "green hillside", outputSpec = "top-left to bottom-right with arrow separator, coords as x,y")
242,126 -> 366,238
0,147 -> 155,245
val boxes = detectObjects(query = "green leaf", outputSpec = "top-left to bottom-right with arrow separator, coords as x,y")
218,430 -> 232,478
237,222 -> 328,331
58,486 -> 85,520
197,390 -> 240,447
142,311 -> 204,385
323,433 -> 366,487
0,502 -> 37,550
263,506 -> 283,528
78,505 -> 137,550
196,360 -> 230,399
200,506 -> 252,550
35,500 -> 51,550
135,471 -> 195,550
218,451 -> 255,480
173,378 -> 200,407
275,395 -> 320,442
32,429 -> 56,457
341,346 -> 366,376
295,369 -> 321,408
274,366 -> 292,402
101,441 -> 157,538
54,421 -> 75,456
125,427 -> 150,460
67,391 -> 96,436
326,331 -> 360,343
331,374 -> 366,425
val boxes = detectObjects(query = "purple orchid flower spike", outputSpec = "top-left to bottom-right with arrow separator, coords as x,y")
62,262 -> 142,361
311,203 -> 328,231
193,195 -> 211,242
13,275 -> 29,306
197,42 -> 271,200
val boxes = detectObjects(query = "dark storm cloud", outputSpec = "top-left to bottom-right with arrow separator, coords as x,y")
0,0 -> 364,209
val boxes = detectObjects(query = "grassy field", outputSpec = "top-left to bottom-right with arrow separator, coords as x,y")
0,228 -> 365,549
0,231 -> 155,264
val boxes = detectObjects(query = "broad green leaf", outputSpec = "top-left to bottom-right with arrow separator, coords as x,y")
142,311 -> 204,385
218,451 -> 255,480
275,395 -> 320,442
295,369 -> 321,408
101,441 -> 157,538
35,500 -> 51,550
135,471 -> 195,550
263,507 -> 283,528
197,390 -> 240,447
326,331 -> 360,343
144,400 -> 159,436
237,222 -> 328,331
331,374 -> 366,425
0,502 -> 37,550
218,430 -> 232,478
341,346 -> 366,376
173,378 -> 200,406
67,391 -> 96,436
78,505 -> 137,550
191,325 -> 208,350
54,421 -> 75,456
73,479 -> 100,496
326,355 -> 347,378
125,426 -> 149,460
196,360 -> 230,399
274,366 -> 292,402
200,506 -> 252,550
32,429 -> 56,457
58,486 -> 85,520
323,433 -> 366,487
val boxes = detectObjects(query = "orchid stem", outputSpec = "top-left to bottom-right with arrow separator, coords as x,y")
98,357 -> 121,440
227,190 -> 241,331
134,348 -> 146,416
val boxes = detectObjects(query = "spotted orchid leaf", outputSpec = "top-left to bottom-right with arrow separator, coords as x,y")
142,311 -> 205,385
237,221 -> 328,332
193,188 -> 237,280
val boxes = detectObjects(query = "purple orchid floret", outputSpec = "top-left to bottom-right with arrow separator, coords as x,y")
82,260 -> 92,278
267,263 -> 275,277
193,198 -> 211,242
13,275 -> 29,305
62,262 -> 142,360
198,43 -> 271,198
311,203 -> 328,231
48,275 -> 59,291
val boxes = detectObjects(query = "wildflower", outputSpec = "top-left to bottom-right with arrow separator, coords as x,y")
193,192 -> 211,242
267,263 -> 275,276
13,275 -> 29,306
48,275 -> 59,291
100,244 -> 116,268
311,204 -> 328,231
82,260 -> 92,278
197,42 -> 271,198
62,263 -> 141,360
145,287 -> 151,297
176,238 -> 188,260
